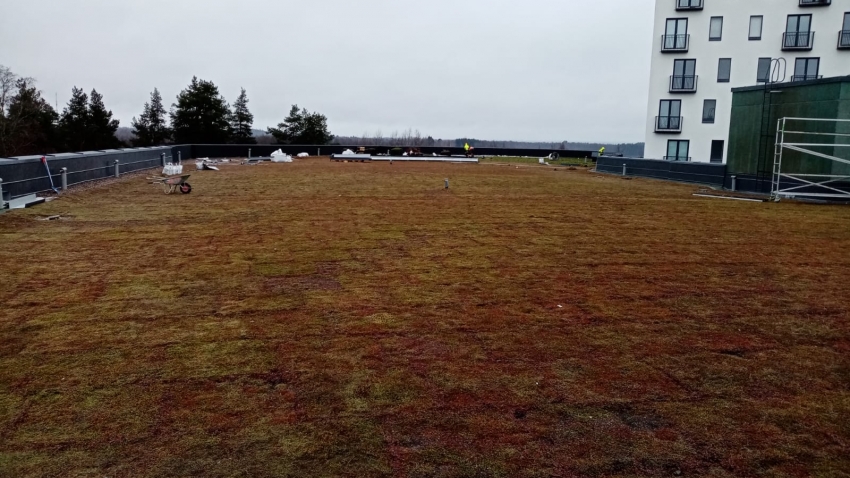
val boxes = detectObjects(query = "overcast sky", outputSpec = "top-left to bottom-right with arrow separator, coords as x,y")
0,0 -> 655,143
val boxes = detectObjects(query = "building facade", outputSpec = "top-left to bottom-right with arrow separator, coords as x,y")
644,0 -> 850,163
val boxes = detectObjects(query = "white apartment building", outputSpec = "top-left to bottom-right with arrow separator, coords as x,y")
644,0 -> 850,163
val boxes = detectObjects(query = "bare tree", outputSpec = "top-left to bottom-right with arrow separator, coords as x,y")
0,65 -> 16,154
0,65 -> 17,114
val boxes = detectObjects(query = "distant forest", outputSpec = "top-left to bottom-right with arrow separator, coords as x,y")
319,129 -> 644,156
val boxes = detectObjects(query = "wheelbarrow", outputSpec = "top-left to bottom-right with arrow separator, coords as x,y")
149,174 -> 192,194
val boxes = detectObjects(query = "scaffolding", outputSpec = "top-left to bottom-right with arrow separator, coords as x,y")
772,118 -> 850,201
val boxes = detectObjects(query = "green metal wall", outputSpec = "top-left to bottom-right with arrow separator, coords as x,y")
727,89 -> 766,176
727,78 -> 850,179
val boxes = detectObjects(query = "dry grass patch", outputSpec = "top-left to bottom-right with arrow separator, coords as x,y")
1,159 -> 849,477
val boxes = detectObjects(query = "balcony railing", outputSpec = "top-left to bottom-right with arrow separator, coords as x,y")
791,75 -> 823,82
661,34 -> 689,52
799,0 -> 830,6
783,31 -> 815,50
664,156 -> 691,162
656,116 -> 683,133
839,30 -> 850,49
676,0 -> 703,11
669,75 -> 698,93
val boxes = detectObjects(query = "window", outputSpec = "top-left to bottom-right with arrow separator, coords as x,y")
841,13 -> 850,48
710,140 -> 725,163
757,58 -> 772,82
666,140 -> 690,162
793,58 -> 820,81
717,58 -> 731,82
787,14 -> 812,34
658,100 -> 682,131
664,18 -> 689,50
702,100 -> 716,123
677,0 -> 703,9
709,17 -> 724,41
785,14 -> 813,49
749,16 -> 763,40
672,59 -> 697,91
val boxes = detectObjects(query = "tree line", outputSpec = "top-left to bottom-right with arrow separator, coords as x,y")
2,63 -> 644,158
0,65 -> 334,157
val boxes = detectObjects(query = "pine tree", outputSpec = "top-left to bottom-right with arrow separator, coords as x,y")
59,87 -> 89,152
131,88 -> 171,146
0,78 -> 59,157
267,106 -> 301,144
229,88 -> 256,144
87,89 -> 120,150
267,105 -> 333,145
170,77 -> 232,144
300,110 -> 333,145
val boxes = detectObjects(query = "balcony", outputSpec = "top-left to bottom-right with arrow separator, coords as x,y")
676,0 -> 703,11
655,116 -> 683,133
782,31 -> 815,50
791,75 -> 824,81
839,30 -> 850,49
799,0 -> 830,6
661,34 -> 689,53
664,156 -> 691,162
669,75 -> 698,93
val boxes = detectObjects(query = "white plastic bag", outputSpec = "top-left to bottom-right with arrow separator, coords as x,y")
271,149 -> 293,163
297,152 -> 309,158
